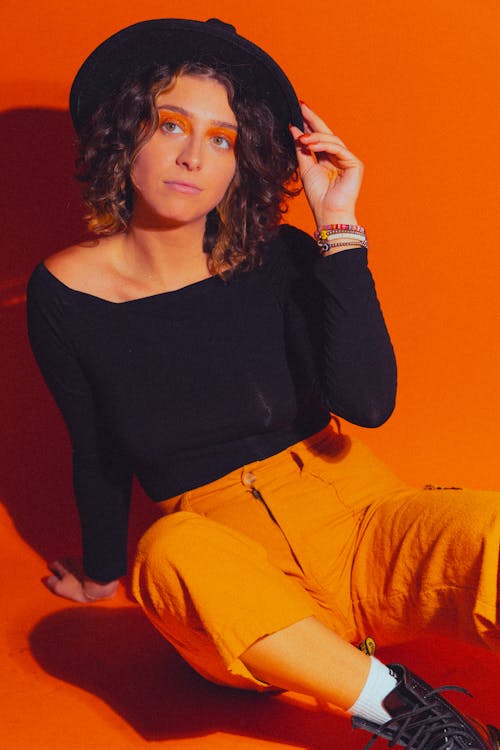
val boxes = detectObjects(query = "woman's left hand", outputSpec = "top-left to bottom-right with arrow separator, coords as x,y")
43,558 -> 118,603
289,102 -> 364,227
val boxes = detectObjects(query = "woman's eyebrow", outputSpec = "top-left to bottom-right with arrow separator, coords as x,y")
157,104 -> 238,132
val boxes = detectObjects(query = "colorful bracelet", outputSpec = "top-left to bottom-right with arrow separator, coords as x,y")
317,229 -> 365,236
315,223 -> 367,255
314,223 -> 366,240
318,232 -> 367,242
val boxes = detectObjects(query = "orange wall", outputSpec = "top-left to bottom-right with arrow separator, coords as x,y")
2,0 -> 499,488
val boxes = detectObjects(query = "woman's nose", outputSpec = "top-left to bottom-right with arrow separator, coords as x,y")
176,135 -> 203,171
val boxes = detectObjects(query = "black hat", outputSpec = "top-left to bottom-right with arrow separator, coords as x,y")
69,18 -> 303,137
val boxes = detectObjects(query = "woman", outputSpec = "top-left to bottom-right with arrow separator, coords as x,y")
27,18 -> 499,749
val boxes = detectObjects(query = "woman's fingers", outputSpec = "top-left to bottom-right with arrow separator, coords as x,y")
59,557 -> 85,578
44,559 -> 86,601
297,102 -> 362,168
291,130 -> 362,187
289,124 -> 317,173
299,133 -> 347,149
43,559 -> 118,603
43,572 -> 82,600
48,559 -> 72,578
300,101 -> 334,135
43,574 -> 61,592
291,102 -> 364,221
290,133 -> 363,222
299,133 -> 361,168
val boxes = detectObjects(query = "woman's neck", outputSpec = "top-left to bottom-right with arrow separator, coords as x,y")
121,218 -> 211,288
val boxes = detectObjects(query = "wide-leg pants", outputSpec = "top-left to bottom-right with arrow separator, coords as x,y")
132,419 -> 500,691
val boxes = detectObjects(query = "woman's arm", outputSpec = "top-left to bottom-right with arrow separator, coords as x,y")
283,102 -> 396,427
27,267 -> 133,600
280,226 -> 397,427
314,246 -> 397,427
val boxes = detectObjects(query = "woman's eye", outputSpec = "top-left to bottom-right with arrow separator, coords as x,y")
211,134 -> 232,150
160,120 -> 183,134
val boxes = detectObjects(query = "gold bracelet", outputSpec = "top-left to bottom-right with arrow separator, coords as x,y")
319,240 -> 367,256
81,585 -> 101,601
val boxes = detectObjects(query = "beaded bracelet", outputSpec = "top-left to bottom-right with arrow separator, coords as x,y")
314,223 -> 366,240
317,236 -> 368,252
318,229 -> 365,237
315,223 -> 365,233
319,232 -> 367,242
323,241 -> 366,248
319,239 -> 368,256
315,222 -> 367,255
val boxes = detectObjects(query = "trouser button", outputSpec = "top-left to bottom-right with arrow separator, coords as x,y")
242,471 -> 257,487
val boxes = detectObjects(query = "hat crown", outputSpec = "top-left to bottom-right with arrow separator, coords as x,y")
69,17 -> 303,137
205,18 -> 236,35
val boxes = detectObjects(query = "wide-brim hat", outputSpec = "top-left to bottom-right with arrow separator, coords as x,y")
69,18 -> 303,141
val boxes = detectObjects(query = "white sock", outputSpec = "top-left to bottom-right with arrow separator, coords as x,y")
348,657 -> 398,725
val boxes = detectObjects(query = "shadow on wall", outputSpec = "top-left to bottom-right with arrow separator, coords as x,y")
0,108 -> 156,572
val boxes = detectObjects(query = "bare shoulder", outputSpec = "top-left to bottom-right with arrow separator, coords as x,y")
44,237 -> 122,297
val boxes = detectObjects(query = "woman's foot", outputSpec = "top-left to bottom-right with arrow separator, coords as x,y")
352,663 -> 499,749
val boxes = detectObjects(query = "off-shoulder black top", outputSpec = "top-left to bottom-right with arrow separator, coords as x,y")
27,225 -> 396,582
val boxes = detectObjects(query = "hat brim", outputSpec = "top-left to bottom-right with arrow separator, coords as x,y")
69,18 -> 303,139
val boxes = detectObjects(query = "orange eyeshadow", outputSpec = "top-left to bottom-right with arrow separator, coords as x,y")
158,110 -> 192,132
207,127 -> 237,146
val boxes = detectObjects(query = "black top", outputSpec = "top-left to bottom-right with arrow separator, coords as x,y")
27,225 -> 397,582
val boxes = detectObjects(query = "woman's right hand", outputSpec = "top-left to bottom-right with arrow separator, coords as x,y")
43,558 -> 119,603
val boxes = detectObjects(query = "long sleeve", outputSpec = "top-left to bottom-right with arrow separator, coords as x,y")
26,269 -> 133,582
279,225 -> 397,427
25,233 -> 395,553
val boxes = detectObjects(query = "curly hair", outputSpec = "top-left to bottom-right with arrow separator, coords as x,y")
76,62 -> 301,277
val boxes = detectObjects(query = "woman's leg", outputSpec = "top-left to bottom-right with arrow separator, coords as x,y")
132,509 -> 374,707
275,424 -> 499,652
132,512 -> 499,749
240,615 -> 370,709
239,618 -> 500,750
133,509 -> 342,691
351,485 -> 500,652
132,451 -> 499,747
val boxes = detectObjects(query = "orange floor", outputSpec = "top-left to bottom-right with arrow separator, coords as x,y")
2,502 -> 499,750
1,299 -> 498,750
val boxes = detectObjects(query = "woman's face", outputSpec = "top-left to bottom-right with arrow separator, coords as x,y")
130,73 -> 238,229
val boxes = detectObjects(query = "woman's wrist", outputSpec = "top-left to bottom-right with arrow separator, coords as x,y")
314,212 -> 358,229
314,221 -> 368,256
82,578 -> 119,600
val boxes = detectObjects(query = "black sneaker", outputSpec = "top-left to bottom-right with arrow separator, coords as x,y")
352,663 -> 499,749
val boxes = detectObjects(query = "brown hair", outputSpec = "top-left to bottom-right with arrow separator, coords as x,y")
76,62 -> 301,277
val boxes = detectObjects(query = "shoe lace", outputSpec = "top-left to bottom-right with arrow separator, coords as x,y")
362,684 -> 475,750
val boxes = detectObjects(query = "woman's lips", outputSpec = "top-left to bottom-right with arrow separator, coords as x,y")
164,181 -> 202,194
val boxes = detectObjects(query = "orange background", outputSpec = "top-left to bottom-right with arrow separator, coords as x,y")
1,2 -> 499,748
2,0 -> 499,488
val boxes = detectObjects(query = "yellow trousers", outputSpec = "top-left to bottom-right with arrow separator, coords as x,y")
132,419 -> 499,690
